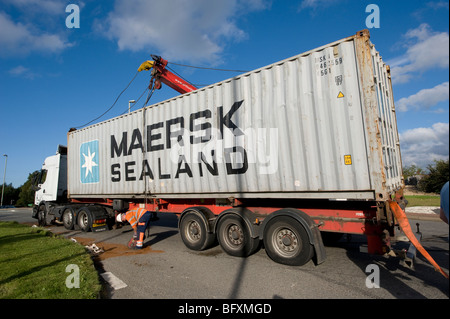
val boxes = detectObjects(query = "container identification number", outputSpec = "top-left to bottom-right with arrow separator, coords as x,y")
316,55 -> 343,77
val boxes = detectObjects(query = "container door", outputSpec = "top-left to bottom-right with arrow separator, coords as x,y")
370,45 -> 403,193
354,30 -> 403,199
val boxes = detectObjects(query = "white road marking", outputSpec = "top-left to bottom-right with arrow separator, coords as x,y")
406,206 -> 440,215
100,272 -> 127,290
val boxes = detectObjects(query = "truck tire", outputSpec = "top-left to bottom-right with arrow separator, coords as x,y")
77,208 -> 92,232
37,205 -> 47,227
179,212 -> 215,251
62,208 -> 75,230
217,214 -> 259,257
263,216 -> 313,266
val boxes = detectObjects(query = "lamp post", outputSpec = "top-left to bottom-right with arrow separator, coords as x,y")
128,100 -> 136,113
1,154 -> 7,207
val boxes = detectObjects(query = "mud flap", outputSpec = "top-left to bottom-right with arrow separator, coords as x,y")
311,225 -> 327,265
389,201 -> 449,279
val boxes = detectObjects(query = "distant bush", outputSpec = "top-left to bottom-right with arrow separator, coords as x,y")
417,160 -> 449,194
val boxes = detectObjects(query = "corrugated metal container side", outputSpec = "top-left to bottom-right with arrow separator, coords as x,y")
68,30 -> 403,201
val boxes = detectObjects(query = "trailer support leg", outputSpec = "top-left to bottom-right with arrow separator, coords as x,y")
365,224 -> 390,255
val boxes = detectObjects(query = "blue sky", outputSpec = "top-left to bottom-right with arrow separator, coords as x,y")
0,0 -> 448,187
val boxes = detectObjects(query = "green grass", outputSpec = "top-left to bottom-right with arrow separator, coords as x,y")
0,221 -> 101,299
404,195 -> 440,207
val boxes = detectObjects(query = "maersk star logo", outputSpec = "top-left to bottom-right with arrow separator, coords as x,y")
82,148 -> 97,177
80,140 -> 99,184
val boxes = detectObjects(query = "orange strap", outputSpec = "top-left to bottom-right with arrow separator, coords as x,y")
389,201 -> 449,279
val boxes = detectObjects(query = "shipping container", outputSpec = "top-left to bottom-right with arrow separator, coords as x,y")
68,30 -> 403,201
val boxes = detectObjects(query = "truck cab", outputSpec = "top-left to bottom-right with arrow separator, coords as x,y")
32,145 -> 68,225
34,146 -> 68,205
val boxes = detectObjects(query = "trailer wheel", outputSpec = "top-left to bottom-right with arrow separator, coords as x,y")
62,208 -> 75,230
263,216 -> 313,266
77,209 -> 92,232
179,212 -> 215,251
217,214 -> 259,257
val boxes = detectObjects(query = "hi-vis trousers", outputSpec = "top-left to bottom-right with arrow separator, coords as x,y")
136,211 -> 151,248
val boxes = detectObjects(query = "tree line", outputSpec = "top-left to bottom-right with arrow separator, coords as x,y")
1,171 -> 38,207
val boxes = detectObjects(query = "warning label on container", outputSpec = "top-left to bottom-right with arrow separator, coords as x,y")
344,155 -> 352,165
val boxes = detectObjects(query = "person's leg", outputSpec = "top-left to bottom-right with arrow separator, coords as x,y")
135,212 -> 151,248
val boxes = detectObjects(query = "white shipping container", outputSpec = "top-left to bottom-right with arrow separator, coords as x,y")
68,30 -> 403,201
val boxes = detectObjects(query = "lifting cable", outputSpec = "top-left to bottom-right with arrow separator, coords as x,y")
166,65 -> 197,88
74,61 -> 248,129
119,85 -> 150,116
168,62 -> 249,73
166,64 -> 246,89
144,87 -> 156,106
74,71 -> 139,129
121,82 -> 156,116
167,62 -> 250,89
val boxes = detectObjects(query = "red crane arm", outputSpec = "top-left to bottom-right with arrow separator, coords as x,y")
138,56 -> 197,95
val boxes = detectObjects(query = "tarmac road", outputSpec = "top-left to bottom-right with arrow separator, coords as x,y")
1,207 -> 448,300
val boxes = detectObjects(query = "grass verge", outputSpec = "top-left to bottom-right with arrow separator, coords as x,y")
404,195 -> 440,207
0,221 -> 101,299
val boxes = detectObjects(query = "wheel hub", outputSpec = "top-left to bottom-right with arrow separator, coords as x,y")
188,221 -> 201,241
228,225 -> 243,245
80,213 -> 88,228
282,235 -> 292,246
276,229 -> 299,253
63,211 -> 72,224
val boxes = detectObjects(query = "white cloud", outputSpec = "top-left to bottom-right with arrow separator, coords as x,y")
0,12 -> 72,57
98,0 -> 269,63
8,65 -> 28,76
400,122 -> 449,167
396,81 -> 449,112
389,24 -> 449,84
8,65 -> 40,79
